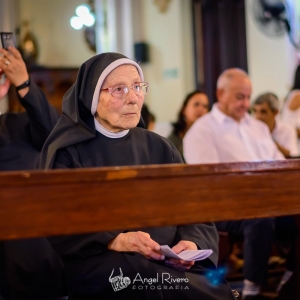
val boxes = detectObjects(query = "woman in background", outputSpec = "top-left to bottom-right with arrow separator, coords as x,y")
281,65 -> 300,155
168,91 -> 209,159
141,103 -> 156,131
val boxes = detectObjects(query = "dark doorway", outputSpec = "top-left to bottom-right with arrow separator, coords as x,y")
192,0 -> 248,105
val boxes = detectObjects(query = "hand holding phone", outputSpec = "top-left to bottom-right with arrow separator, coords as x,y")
0,46 -> 29,89
0,32 -> 16,50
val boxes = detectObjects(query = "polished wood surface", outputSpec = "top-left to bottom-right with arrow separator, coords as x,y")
1,159 -> 300,241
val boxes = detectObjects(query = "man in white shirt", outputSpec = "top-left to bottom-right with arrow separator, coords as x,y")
252,92 -> 299,158
183,69 -> 284,300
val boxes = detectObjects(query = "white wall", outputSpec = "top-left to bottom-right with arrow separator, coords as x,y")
245,0 -> 298,106
19,0 -> 95,67
9,0 -> 299,123
141,0 -> 195,124
95,0 -> 195,134
17,0 -> 195,126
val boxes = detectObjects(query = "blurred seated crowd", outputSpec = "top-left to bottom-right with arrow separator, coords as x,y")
148,68 -> 300,161
0,45 -> 299,300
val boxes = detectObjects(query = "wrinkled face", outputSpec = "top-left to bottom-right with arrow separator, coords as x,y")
183,93 -> 209,125
252,102 -> 277,126
217,77 -> 252,121
96,65 -> 144,132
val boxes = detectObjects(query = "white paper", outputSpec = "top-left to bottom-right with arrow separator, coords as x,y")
160,245 -> 213,261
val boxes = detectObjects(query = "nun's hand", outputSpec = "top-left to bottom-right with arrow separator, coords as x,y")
164,240 -> 197,271
108,231 -> 165,261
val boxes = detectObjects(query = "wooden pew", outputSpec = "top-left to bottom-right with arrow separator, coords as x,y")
1,160 -> 300,298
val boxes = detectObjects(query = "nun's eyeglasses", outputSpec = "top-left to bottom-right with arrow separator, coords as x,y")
101,82 -> 149,99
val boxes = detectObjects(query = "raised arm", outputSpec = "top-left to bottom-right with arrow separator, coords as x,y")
0,47 -> 60,150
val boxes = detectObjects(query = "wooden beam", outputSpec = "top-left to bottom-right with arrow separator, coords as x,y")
1,160 -> 300,241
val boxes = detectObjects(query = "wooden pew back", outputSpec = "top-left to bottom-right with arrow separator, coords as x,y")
1,160 -> 300,241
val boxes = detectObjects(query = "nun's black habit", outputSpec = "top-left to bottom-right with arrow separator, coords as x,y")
40,53 -> 234,300
0,82 -> 66,299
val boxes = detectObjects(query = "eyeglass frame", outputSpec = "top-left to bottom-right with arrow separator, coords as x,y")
100,82 -> 150,99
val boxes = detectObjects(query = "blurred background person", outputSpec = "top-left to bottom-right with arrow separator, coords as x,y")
184,69 -> 283,299
253,92 -> 299,158
168,90 -> 209,159
0,47 -> 65,300
281,65 -> 300,155
141,103 -> 156,131
0,47 -> 60,170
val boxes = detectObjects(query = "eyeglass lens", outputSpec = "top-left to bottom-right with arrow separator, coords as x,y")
111,83 -> 149,98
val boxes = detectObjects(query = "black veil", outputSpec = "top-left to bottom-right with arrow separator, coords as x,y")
40,53 -> 145,169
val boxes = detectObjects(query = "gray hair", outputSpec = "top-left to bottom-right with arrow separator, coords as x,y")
253,92 -> 279,112
217,68 -> 249,89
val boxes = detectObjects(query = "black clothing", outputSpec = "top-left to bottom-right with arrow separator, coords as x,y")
216,218 -> 274,284
0,82 -> 66,300
40,53 -> 144,169
216,216 -> 298,283
0,82 -> 58,171
52,128 -> 219,264
167,131 -> 184,160
274,216 -> 298,272
50,129 -> 233,299
1,239 -> 66,300
41,52 -> 234,299
64,252 -> 232,300
55,129 -> 185,168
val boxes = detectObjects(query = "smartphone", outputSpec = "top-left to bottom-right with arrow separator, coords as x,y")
0,32 -> 16,50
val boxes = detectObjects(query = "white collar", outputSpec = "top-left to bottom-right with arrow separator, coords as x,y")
94,118 -> 129,138
211,103 -> 250,125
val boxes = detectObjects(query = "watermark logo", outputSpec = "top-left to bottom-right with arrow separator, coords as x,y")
109,268 -> 131,292
132,272 -> 189,290
109,268 -> 189,291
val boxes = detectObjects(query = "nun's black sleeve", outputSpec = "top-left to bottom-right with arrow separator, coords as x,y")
175,223 -> 219,268
144,139 -> 219,268
17,81 -> 60,151
48,148 -> 124,258
52,148 -> 76,169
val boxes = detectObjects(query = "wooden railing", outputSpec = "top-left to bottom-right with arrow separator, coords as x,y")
1,160 -> 300,298
1,160 -> 300,240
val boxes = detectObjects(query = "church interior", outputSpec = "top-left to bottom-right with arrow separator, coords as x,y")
0,0 -> 300,299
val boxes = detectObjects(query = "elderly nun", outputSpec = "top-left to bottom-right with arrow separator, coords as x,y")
40,53 -> 235,300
